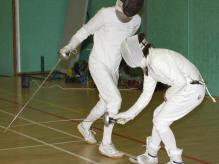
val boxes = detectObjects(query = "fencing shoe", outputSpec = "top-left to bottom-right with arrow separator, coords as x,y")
136,152 -> 158,164
167,162 -> 184,164
99,143 -> 124,158
136,136 -> 160,164
167,149 -> 184,164
77,122 -> 97,144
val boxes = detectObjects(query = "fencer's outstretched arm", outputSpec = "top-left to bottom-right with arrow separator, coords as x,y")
60,8 -> 105,58
115,74 -> 157,124
128,74 -> 157,117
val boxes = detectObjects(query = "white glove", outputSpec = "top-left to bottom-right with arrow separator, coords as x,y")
114,111 -> 135,125
59,45 -> 72,59
59,36 -> 81,60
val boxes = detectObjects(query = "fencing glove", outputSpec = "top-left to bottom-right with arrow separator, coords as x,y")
114,111 -> 135,125
59,37 -> 81,59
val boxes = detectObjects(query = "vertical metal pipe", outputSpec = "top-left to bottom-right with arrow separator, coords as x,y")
41,56 -> 45,74
12,0 -> 21,75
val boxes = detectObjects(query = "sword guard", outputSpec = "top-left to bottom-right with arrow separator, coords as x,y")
103,112 -> 117,126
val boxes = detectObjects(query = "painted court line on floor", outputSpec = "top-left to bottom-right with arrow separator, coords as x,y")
0,89 -> 85,115
0,109 -> 84,140
0,124 -> 99,164
0,96 -> 212,164
0,140 -> 84,151
11,118 -> 89,128
0,109 -> 134,159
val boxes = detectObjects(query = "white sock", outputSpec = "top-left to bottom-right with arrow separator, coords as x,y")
102,124 -> 114,145
154,123 -> 182,162
149,127 -> 162,156
159,127 -> 177,151
151,126 -> 162,148
169,149 -> 183,162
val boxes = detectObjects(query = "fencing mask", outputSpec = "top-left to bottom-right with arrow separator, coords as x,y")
121,33 -> 148,68
115,0 -> 144,17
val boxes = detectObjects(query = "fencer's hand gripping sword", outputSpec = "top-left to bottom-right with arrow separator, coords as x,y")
3,50 -> 77,133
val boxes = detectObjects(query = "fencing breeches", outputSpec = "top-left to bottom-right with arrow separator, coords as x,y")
151,84 -> 205,160
83,58 -> 122,144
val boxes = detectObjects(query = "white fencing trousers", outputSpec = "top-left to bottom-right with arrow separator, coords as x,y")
88,58 -> 122,115
151,84 -> 206,152
83,98 -> 106,130
85,58 -> 121,145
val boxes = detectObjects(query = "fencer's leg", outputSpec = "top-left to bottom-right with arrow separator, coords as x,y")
77,122 -> 97,144
136,135 -> 160,164
77,99 -> 106,144
99,98 -> 124,158
101,96 -> 121,145
98,82 -> 123,158
136,103 -> 164,163
149,103 -> 165,152
89,60 -> 123,158
153,120 -> 177,150
166,149 -> 183,164
102,123 -> 114,145
78,99 -> 106,144
150,126 -> 161,152
99,122 -> 124,158
153,119 -> 183,163
153,85 -> 205,164
82,98 -> 106,129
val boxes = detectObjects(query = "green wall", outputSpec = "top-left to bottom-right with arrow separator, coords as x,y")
147,0 -> 189,56
189,0 -> 219,96
87,0 -> 116,17
0,0 -> 14,76
147,0 -> 219,96
1,0 -> 218,96
19,0 -> 68,73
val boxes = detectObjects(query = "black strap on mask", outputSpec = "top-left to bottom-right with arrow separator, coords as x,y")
138,33 -> 151,75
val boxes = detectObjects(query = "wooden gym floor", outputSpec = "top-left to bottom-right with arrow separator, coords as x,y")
0,77 -> 218,164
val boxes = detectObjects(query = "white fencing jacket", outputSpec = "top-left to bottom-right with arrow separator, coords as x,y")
127,48 -> 211,117
72,7 -> 141,72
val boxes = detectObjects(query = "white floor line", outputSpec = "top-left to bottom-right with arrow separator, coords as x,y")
0,125 -> 98,164
0,140 -> 84,151
32,81 -> 138,91
11,118 -> 86,128
0,109 -> 82,140
0,109 -> 134,158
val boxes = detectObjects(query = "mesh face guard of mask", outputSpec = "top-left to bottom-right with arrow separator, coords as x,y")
115,0 -> 144,17
121,34 -> 148,68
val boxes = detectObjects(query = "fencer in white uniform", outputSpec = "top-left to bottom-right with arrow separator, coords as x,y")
59,0 -> 144,158
114,33 -> 216,163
